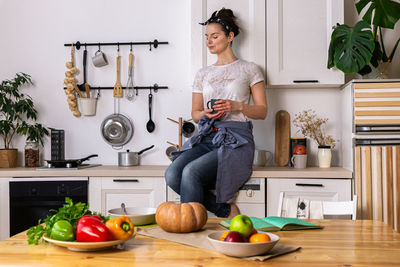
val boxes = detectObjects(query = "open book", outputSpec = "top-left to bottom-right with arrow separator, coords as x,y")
220,216 -> 323,232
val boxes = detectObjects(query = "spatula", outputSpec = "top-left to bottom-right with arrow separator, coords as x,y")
113,56 -> 123,98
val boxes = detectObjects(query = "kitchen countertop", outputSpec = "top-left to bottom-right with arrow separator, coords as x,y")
0,165 -> 352,178
1,218 -> 399,266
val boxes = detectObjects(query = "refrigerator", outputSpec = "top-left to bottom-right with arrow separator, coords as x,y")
341,80 -> 400,232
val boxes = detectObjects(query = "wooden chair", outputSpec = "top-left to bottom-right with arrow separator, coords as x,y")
277,192 -> 357,220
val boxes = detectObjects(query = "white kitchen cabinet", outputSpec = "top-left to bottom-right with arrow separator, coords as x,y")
167,178 -> 266,217
89,177 -> 166,215
0,179 -> 9,241
267,178 -> 351,216
266,0 -> 344,87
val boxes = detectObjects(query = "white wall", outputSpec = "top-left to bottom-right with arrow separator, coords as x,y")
0,0 -> 398,167
0,0 -> 191,166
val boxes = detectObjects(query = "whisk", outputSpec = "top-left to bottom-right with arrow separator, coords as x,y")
125,52 -> 135,101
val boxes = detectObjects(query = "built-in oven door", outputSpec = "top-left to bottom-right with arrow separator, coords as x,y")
9,177 -> 88,236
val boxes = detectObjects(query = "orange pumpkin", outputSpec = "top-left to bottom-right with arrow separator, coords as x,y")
155,202 -> 208,233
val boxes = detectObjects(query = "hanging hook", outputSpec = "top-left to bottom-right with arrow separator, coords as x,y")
117,42 -> 120,55
98,43 -> 101,51
149,42 -> 152,51
130,42 -> 133,52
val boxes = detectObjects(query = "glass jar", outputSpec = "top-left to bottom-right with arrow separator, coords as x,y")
25,141 -> 40,167
317,145 -> 332,168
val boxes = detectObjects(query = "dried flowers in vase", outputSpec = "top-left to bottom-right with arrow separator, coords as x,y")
293,109 -> 337,148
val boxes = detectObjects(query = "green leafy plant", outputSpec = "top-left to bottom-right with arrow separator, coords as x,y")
328,0 -> 400,75
27,197 -> 109,245
0,73 -> 49,149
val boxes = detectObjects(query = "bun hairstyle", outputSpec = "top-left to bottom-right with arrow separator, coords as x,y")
200,8 -> 240,37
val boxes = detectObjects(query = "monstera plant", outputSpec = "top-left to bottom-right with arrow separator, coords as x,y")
328,0 -> 400,76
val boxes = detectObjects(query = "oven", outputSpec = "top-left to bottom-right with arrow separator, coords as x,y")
9,177 -> 88,236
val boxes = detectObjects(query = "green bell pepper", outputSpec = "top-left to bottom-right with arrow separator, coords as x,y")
50,220 -> 75,241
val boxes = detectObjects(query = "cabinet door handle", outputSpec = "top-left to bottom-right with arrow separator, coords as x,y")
113,179 -> 139,182
293,80 -> 319,83
295,183 -> 323,187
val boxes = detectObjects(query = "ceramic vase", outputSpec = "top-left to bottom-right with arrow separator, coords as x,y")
318,146 -> 331,168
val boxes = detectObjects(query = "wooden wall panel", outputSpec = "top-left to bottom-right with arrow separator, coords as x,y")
373,147 -> 383,221
354,147 -> 362,219
364,147 -> 373,220
386,147 -> 394,228
396,147 -> 400,232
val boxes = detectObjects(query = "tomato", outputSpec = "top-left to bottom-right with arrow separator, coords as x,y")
293,145 -> 307,155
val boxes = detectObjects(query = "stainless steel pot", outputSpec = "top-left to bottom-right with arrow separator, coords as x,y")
118,145 -> 154,166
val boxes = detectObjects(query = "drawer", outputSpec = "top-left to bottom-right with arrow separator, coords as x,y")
100,177 -> 162,189
267,178 -> 351,216
167,178 -> 265,203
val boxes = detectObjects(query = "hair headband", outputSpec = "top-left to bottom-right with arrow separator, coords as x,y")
199,11 -> 233,33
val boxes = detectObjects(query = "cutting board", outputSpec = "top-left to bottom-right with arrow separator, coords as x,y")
274,110 -> 290,166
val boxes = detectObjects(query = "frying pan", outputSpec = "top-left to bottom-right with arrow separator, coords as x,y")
45,154 -> 98,168
101,113 -> 134,149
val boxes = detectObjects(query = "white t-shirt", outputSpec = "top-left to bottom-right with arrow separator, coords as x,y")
192,59 -> 265,122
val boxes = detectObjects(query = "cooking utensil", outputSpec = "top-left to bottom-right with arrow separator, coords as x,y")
121,203 -> 128,215
113,56 -> 123,97
45,154 -> 98,168
118,145 -> 155,166
101,113 -> 134,149
77,47 -> 88,93
274,110 -> 290,166
146,92 -> 155,132
125,52 -> 135,101
85,83 -> 90,98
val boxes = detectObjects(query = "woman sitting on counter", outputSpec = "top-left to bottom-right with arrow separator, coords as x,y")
165,8 -> 267,218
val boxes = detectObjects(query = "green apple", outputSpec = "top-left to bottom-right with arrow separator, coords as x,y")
229,215 -> 253,238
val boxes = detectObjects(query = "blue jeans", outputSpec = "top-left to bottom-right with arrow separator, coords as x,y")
164,133 -> 231,218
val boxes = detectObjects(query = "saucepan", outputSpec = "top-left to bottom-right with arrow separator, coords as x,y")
118,145 -> 154,166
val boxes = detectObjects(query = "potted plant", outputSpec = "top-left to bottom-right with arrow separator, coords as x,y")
327,0 -> 400,77
0,73 -> 49,168
293,110 -> 336,168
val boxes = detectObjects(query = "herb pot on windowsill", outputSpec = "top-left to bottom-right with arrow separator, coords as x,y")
317,145 -> 332,168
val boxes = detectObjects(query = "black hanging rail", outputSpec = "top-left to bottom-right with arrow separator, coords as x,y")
64,84 -> 167,92
64,39 -> 168,51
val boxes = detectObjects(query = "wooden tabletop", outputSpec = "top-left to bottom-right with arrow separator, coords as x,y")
1,218 -> 399,266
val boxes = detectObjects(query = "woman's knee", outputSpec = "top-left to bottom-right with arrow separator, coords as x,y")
164,164 -> 181,190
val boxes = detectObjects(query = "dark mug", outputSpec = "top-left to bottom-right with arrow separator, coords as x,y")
206,99 -> 221,114
182,121 -> 195,138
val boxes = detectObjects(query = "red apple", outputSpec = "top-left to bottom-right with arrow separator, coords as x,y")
293,145 -> 307,155
224,231 -> 245,242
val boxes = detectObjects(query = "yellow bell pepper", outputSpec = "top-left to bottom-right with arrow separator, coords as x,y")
105,216 -> 134,240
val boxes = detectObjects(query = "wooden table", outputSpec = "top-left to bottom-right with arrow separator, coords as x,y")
1,218 -> 400,266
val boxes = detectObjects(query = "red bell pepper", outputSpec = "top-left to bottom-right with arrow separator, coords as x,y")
76,215 -> 112,242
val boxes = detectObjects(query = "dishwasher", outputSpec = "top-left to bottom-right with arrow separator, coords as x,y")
9,177 -> 88,236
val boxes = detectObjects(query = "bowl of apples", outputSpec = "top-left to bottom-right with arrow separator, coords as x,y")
207,215 -> 280,257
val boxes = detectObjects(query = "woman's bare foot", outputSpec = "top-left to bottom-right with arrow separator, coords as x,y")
227,203 -> 240,219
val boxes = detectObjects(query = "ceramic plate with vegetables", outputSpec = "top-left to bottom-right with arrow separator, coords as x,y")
27,198 -> 136,251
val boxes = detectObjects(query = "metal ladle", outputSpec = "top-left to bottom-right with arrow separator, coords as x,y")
121,203 -> 128,215
146,91 -> 155,132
